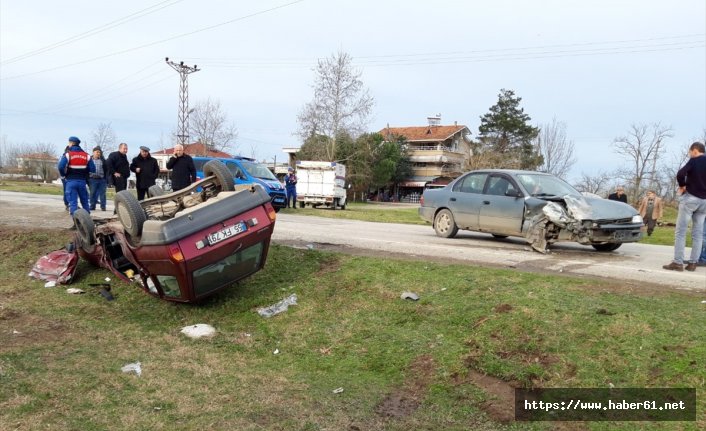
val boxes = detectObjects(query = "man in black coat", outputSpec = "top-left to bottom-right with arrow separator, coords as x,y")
130,146 -> 160,200
106,143 -> 130,192
166,144 -> 196,191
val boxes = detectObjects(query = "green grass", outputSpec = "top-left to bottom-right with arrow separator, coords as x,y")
279,202 -> 426,225
0,179 -> 117,199
1,226 -> 703,430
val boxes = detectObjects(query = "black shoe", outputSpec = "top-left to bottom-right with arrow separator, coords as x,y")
101,208 -> 106,211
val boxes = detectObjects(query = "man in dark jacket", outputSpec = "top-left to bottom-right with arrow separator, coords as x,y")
166,144 -> 196,191
607,186 -> 628,204
130,146 -> 160,200
106,143 -> 130,192
57,136 -> 95,215
663,142 -> 706,272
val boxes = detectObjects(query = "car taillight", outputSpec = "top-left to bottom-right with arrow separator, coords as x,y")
420,195 -> 424,206
267,206 -> 277,222
169,243 -> 185,263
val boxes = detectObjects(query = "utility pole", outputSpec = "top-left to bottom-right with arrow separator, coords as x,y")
166,57 -> 200,146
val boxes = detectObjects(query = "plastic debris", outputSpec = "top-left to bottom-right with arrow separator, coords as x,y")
105,277 -> 111,282
180,324 -> 216,339
273,348 -> 280,355
332,387 -> 344,394
12,330 -> 21,335
400,292 -> 420,301
121,362 -> 142,376
44,281 -> 56,288
701,300 -> 706,304
66,288 -> 85,294
257,294 -> 298,318
306,244 -> 314,250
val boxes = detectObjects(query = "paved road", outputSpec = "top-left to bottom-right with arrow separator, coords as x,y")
272,214 -> 705,291
1,191 -> 703,291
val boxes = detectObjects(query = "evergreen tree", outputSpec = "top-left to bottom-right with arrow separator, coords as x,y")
476,89 -> 542,169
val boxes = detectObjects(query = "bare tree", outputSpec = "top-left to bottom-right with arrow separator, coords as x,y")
612,123 -> 673,203
297,51 -> 374,161
20,142 -> 57,181
91,122 -> 116,149
573,171 -> 612,196
536,117 -> 576,179
189,97 -> 238,154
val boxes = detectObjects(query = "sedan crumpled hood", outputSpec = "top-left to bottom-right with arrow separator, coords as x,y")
565,195 -> 638,220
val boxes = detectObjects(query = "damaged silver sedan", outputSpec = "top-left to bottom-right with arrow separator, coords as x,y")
419,170 -> 643,252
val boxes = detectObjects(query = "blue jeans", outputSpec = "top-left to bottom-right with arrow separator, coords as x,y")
65,179 -> 90,216
673,193 -> 706,264
61,178 -> 68,207
700,227 -> 706,263
286,187 -> 297,207
89,178 -> 107,210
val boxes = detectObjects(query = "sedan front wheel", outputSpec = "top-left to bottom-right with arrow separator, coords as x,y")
434,209 -> 459,238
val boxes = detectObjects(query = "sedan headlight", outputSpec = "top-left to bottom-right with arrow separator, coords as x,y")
632,215 -> 643,223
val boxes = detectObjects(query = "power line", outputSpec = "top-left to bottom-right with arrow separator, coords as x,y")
0,0 -> 307,81
1,0 -> 187,66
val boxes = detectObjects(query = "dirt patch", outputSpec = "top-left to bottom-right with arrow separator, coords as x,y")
375,354 -> 436,419
0,308 -> 69,349
493,303 -> 513,313
466,370 -> 517,423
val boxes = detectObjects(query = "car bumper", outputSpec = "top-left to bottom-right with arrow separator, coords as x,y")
418,206 -> 435,223
589,222 -> 644,243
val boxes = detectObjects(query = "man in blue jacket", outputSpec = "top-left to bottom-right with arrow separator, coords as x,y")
57,136 -> 95,216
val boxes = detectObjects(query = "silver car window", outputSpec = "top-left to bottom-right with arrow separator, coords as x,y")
486,176 -> 518,196
516,174 -> 580,197
452,173 -> 488,194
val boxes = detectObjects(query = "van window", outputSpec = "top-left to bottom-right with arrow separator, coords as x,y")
225,162 -> 244,179
240,160 -> 277,180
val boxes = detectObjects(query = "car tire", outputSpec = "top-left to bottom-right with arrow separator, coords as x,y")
203,160 -> 235,192
591,243 -> 622,252
434,209 -> 458,238
148,184 -> 165,198
72,209 -> 96,253
332,198 -> 338,210
491,234 -> 508,239
341,202 -> 346,210
115,190 -> 147,238
299,201 -> 305,208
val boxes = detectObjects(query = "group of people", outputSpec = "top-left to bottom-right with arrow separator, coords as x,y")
58,137 -> 197,216
603,142 -> 706,272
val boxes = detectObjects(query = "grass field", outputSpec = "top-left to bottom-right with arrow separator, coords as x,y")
1,226 -> 703,430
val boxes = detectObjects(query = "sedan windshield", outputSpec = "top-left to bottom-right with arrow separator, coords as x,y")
241,160 -> 278,180
515,174 -> 581,198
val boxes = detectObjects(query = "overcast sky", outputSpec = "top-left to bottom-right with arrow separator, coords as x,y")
1,0 -> 704,182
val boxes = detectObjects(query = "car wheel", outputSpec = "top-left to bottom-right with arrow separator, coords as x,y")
72,209 -> 96,253
591,243 -> 622,252
340,202 -> 346,210
115,190 -> 147,238
148,184 -> 165,198
203,160 -> 235,192
491,234 -> 508,239
434,209 -> 458,238
299,201 -> 305,208
332,198 -> 338,210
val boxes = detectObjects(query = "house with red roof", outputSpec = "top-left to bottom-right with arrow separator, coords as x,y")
151,142 -> 232,170
380,116 -> 472,199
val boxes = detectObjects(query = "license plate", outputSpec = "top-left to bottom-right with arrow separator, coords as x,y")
613,230 -> 631,240
207,222 -> 247,245
273,197 -> 285,203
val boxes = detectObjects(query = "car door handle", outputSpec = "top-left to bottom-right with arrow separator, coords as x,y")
450,197 -> 456,202
483,200 -> 490,205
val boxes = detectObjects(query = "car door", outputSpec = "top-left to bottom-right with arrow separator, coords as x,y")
447,173 -> 488,230
477,174 -> 525,235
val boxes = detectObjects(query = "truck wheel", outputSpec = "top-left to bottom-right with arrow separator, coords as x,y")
148,184 -> 165,198
434,209 -> 458,238
332,198 -> 338,210
591,243 -> 622,252
299,201 -> 305,208
203,160 -> 235,192
72,209 -> 96,253
115,190 -> 147,238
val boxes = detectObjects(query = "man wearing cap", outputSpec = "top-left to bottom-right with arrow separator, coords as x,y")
130,146 -> 160,200
284,167 -> 298,208
57,136 -> 95,216
166,144 -> 196,191
106,143 -> 130,193
89,146 -> 108,211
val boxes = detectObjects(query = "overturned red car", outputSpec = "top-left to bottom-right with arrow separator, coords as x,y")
72,160 -> 277,303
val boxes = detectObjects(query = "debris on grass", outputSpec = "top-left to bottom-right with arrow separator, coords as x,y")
257,294 -> 298,318
180,324 -> 216,339
44,281 -> 56,288
332,387 -> 344,394
273,348 -> 280,355
400,292 -> 419,301
121,362 -> 142,376
66,288 -> 85,294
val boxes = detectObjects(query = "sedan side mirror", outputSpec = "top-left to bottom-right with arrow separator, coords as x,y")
505,189 -> 522,198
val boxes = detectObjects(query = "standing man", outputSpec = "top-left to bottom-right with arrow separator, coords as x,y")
166,144 -> 196,191
637,190 -> 663,237
106,143 -> 130,193
88,146 -> 108,211
663,142 -> 706,272
608,186 -> 628,204
130,146 -> 159,200
285,167 -> 297,208
57,136 -> 95,216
